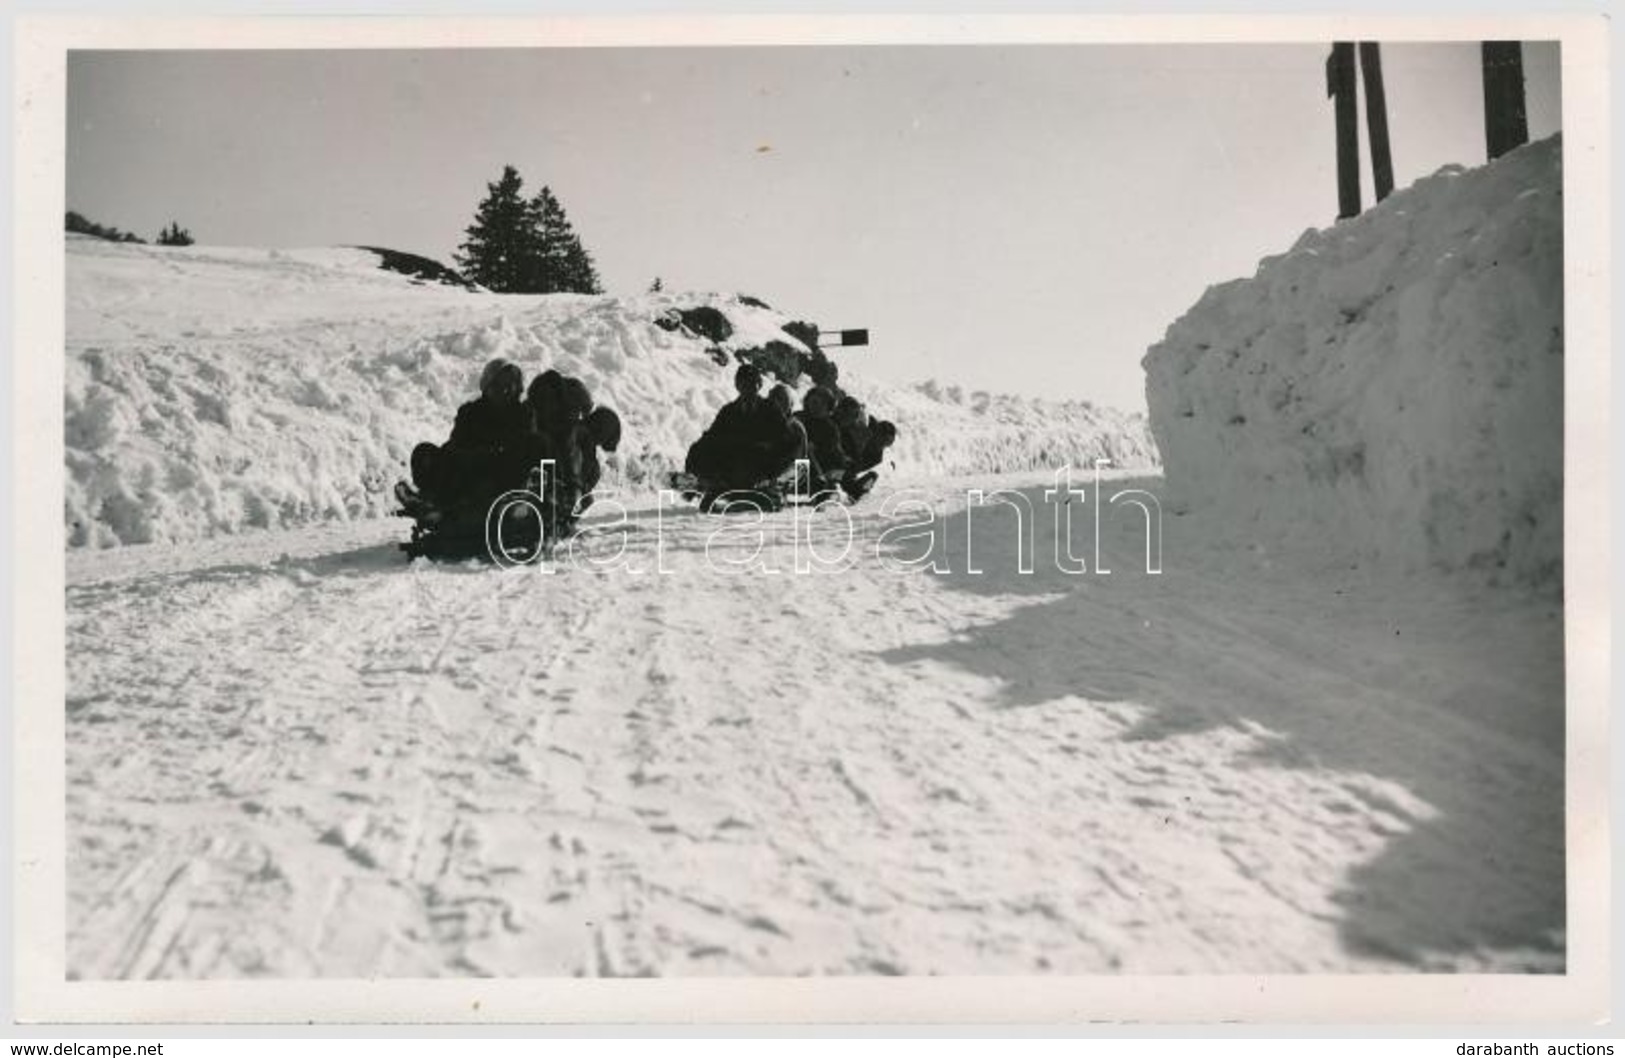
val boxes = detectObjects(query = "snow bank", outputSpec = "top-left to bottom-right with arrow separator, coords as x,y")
1143,135 -> 1563,586
66,238 -> 1155,547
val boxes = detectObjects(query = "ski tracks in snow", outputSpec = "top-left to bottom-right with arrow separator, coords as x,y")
64,474 -> 1565,977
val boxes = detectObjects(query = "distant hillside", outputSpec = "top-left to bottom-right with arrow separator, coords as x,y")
66,210 -> 145,244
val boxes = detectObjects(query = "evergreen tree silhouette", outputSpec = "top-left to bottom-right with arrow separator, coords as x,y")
457,167 -> 603,294
456,165 -> 541,292
156,221 -> 194,247
530,186 -> 602,294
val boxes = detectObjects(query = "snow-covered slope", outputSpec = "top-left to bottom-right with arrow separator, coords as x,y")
1143,135 -> 1563,587
66,238 -> 1157,548
65,474 -> 1565,977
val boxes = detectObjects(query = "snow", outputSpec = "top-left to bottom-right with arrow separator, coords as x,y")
1143,135 -> 1563,588
66,238 -> 1157,548
65,473 -> 1563,977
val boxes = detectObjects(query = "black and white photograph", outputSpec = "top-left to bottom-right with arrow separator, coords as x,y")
13,12 -> 1611,1025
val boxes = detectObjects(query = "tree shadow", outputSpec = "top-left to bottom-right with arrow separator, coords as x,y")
873,477 -> 1565,971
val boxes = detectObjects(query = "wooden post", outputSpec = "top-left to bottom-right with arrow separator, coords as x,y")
1482,42 -> 1529,160
1358,43 -> 1395,201
1326,43 -> 1361,219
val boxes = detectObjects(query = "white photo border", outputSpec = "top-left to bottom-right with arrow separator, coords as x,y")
14,12 -> 1611,1025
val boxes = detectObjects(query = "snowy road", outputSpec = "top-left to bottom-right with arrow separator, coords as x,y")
65,472 -> 1565,978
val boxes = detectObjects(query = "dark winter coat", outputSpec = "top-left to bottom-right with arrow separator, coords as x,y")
686,397 -> 798,485
838,417 -> 871,464
706,396 -> 792,448
447,397 -> 531,455
795,411 -> 848,475
578,443 -> 602,497
519,421 -> 587,494
847,418 -> 895,474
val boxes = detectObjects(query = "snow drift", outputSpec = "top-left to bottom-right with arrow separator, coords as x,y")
1143,135 -> 1563,587
66,238 -> 1157,548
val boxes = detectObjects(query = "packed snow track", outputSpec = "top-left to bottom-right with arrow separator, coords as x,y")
65,472 -> 1565,978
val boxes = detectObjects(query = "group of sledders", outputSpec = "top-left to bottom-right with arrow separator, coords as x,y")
394,357 -> 898,559
677,362 -> 897,512
393,358 -> 622,558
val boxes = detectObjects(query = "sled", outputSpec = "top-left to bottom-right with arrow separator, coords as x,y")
664,469 -> 848,513
394,481 -> 561,563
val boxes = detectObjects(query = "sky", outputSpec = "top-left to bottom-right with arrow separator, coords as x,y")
66,42 -> 1561,412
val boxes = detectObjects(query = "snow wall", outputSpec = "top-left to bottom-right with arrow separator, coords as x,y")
66,239 -> 1157,548
1143,135 -> 1563,587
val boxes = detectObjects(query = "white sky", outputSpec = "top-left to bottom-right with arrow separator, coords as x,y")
67,43 -> 1560,412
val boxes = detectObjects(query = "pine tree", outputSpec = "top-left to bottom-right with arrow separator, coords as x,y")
456,167 -> 603,294
562,239 -> 603,295
456,165 -> 541,293
156,221 -> 193,246
530,186 -> 602,295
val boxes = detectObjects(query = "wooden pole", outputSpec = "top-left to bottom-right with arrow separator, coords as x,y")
1481,42 -> 1529,160
1358,43 -> 1395,201
1326,43 -> 1361,219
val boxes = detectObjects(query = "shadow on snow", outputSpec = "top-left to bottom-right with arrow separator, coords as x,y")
872,477 -> 1564,971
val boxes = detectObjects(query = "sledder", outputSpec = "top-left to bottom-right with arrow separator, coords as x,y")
392,358 -> 536,559
394,359 -> 604,561
517,370 -> 622,539
833,395 -> 897,502
674,363 -> 811,512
